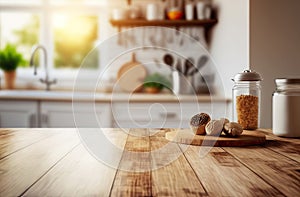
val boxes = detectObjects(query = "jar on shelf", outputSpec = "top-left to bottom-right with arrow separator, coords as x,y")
273,78 -> 300,137
232,70 -> 262,130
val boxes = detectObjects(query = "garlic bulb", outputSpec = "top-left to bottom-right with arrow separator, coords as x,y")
223,122 -> 243,137
205,120 -> 223,136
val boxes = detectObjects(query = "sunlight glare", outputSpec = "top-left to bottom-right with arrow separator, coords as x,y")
52,14 -> 96,47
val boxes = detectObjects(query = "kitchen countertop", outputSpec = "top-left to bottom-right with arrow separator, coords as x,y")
0,90 -> 230,102
0,128 -> 299,196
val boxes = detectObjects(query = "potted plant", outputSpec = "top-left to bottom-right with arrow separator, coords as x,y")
0,44 -> 26,89
143,73 -> 171,94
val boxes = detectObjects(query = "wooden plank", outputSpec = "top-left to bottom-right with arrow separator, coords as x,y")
181,145 -> 282,196
0,128 -> 298,196
110,129 -> 151,196
224,145 -> 300,196
0,129 -> 58,160
0,129 -> 17,136
150,129 -> 207,196
24,128 -> 128,196
260,129 -> 300,162
266,138 -> 300,163
0,130 -> 79,196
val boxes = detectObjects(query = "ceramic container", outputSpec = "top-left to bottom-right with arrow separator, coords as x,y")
273,78 -> 300,137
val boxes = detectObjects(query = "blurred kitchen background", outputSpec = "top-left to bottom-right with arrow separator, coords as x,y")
0,0 -> 299,129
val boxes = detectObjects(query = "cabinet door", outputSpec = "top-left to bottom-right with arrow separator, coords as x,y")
41,102 -> 111,128
0,100 -> 38,128
112,102 -> 188,128
112,102 -> 228,128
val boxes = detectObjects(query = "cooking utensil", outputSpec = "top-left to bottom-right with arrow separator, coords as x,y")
201,74 -> 214,83
175,58 -> 182,73
128,28 -> 136,46
188,55 -> 208,76
167,29 -> 174,43
149,28 -> 157,45
180,29 -> 185,46
191,27 -> 200,41
160,28 -> 166,47
197,55 -> 208,70
117,29 -> 123,46
117,53 -> 147,92
163,54 -> 174,69
184,57 -> 194,76
188,65 -> 199,76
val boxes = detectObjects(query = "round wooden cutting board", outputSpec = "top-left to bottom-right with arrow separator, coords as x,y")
117,52 -> 147,93
165,129 -> 266,147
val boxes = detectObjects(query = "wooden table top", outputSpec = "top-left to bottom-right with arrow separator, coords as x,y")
0,128 -> 299,196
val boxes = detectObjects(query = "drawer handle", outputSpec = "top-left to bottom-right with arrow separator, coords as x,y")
160,113 -> 177,119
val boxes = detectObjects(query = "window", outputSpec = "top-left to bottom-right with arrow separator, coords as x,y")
0,12 -> 40,64
52,14 -> 98,68
0,0 -> 107,71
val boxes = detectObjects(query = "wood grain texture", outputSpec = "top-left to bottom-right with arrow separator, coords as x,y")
0,129 -> 58,160
0,130 -> 79,196
165,129 -> 266,147
260,129 -> 300,162
151,129 -> 207,196
0,128 -> 299,196
110,129 -> 151,197
0,129 -> 17,136
24,129 -> 128,197
181,146 -> 282,196
224,146 -> 300,196
109,19 -> 218,27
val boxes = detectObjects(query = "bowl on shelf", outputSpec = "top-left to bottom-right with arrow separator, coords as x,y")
167,8 -> 183,20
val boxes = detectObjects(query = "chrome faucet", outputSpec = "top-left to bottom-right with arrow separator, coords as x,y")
30,45 -> 56,91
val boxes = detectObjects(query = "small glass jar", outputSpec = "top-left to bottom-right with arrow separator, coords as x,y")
232,70 -> 262,130
166,0 -> 183,20
273,78 -> 300,137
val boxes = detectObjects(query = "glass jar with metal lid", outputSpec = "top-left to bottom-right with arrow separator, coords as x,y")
273,78 -> 300,137
232,70 -> 262,130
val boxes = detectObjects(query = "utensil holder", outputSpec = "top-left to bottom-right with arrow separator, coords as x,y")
172,71 -> 194,95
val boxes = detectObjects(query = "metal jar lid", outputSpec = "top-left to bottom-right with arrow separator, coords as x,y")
275,78 -> 300,85
232,70 -> 262,82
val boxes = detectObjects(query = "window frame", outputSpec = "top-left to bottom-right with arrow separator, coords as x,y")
0,0 -> 111,89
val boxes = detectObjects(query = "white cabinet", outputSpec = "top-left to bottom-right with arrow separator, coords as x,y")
0,98 -> 228,128
40,101 -> 111,128
112,102 -> 228,128
0,100 -> 38,128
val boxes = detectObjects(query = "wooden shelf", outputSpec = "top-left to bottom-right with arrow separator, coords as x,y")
110,19 -> 218,42
110,19 -> 218,29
